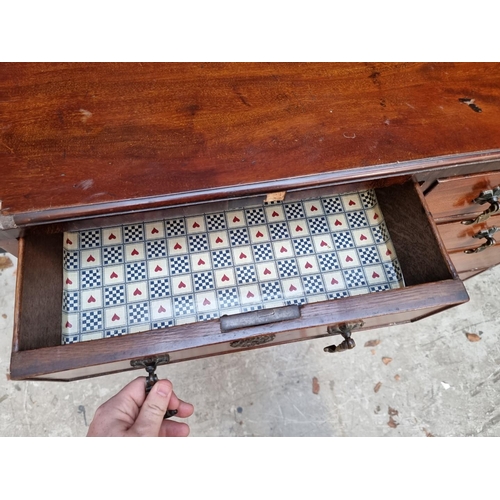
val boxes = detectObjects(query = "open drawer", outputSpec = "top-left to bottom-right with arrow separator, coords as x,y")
10,180 -> 468,381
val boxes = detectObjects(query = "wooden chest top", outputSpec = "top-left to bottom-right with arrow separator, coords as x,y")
1,62 -> 500,226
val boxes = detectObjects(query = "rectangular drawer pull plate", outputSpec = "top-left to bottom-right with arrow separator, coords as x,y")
220,305 -> 300,332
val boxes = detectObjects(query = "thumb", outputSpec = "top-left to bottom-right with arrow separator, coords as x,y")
129,380 -> 173,436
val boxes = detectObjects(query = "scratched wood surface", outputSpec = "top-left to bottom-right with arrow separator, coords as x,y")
1,63 -> 500,225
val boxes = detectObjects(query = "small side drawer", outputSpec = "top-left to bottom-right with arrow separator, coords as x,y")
10,180 -> 468,381
449,246 -> 500,274
437,215 -> 500,251
425,171 -> 500,221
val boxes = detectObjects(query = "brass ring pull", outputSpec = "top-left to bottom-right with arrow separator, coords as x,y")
464,227 -> 499,254
461,186 -> 500,225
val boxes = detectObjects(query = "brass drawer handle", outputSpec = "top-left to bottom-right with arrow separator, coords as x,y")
462,186 -> 500,225
464,227 -> 499,254
324,321 -> 364,354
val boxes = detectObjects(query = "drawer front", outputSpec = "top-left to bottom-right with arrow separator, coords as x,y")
10,181 -> 469,381
437,215 -> 500,251
425,171 -> 500,221
449,246 -> 500,274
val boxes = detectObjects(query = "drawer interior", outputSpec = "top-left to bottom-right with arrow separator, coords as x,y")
11,180 -> 468,380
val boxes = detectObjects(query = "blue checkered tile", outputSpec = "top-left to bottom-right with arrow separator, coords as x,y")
149,278 -> 170,299
64,250 -> 79,270
104,285 -> 125,306
361,191 -> 377,209
80,230 -> 101,249
188,234 -> 209,253
211,249 -> 232,268
103,246 -> 124,265
146,240 -> 167,259
328,291 -> 349,300
285,297 -> 307,305
277,259 -> 299,278
307,216 -> 329,234
371,222 -> 390,243
62,291 -> 79,312
229,228 -> 250,246
126,262 -> 147,282
206,213 -> 226,231
169,255 -> 190,275
81,268 -> 102,288
317,252 -> 340,271
343,268 -> 367,288
193,271 -> 215,290
333,231 -> 354,249
173,294 -> 195,316
357,246 -> 380,265
269,222 -> 290,240
105,328 -> 127,338
81,309 -> 103,331
347,211 -> 369,228
123,224 -> 144,243
128,302 -> 150,324
165,218 -> 186,237
384,260 -> 403,282
217,287 -> 239,308
302,274 -> 325,294
245,208 -> 266,225
253,243 -> 274,261
293,237 -> 314,255
260,281 -> 283,301
284,203 -> 305,220
235,265 -> 257,284
198,312 -> 220,321
370,284 -> 390,292
152,319 -> 174,330
322,197 -> 343,214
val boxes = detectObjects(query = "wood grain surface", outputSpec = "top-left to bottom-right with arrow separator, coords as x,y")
1,63 -> 500,226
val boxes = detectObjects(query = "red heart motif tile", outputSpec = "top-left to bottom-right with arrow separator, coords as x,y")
349,200 -> 355,206
198,258 -> 205,265
216,237 -> 223,244
372,272 -> 380,278
109,233 -> 116,240
256,231 -> 264,238
203,298 -> 211,306
311,205 -> 318,211
305,262 -> 313,269
320,240 -> 328,247
65,321 -> 72,328
178,281 -> 186,288
66,278 -> 72,285
334,219 -> 342,226
233,216 -> 240,223
360,234 -> 367,241
193,222 -> 200,228
154,265 -> 162,272
386,249 -> 392,256
239,252 -> 247,259
174,242 -> 182,250
110,272 -> 118,279
331,278 -> 338,285
152,227 -> 159,234
66,238 -> 72,245
272,211 -> 279,217
289,284 -> 297,291
346,255 -> 353,262
158,305 -> 166,313
112,313 -> 120,321
280,246 -> 287,253
264,268 -> 271,275
247,291 -> 254,298
373,213 -> 379,220
133,288 -> 142,296
87,255 -> 95,262
131,249 -> 139,256
296,225 -> 303,232
221,274 -> 229,282
88,295 -> 96,303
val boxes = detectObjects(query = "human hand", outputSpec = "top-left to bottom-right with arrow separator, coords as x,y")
87,377 -> 194,437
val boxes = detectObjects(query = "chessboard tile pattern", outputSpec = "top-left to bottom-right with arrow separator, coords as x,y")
61,189 -> 405,343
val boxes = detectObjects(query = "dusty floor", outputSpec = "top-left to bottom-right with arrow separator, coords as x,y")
0,250 -> 499,436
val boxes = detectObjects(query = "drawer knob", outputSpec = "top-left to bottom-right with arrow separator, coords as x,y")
324,321 -> 364,353
461,186 -> 500,225
464,227 -> 499,254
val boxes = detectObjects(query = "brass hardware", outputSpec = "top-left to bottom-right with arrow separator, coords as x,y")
461,186 -> 500,225
230,334 -> 276,348
323,321 -> 364,354
464,227 -> 499,254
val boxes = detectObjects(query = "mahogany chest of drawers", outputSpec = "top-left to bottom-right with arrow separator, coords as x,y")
1,62 -> 499,381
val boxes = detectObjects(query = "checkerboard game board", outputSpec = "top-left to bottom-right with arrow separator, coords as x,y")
61,189 -> 405,343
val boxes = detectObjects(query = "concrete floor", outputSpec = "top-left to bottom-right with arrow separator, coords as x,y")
0,250 -> 499,437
